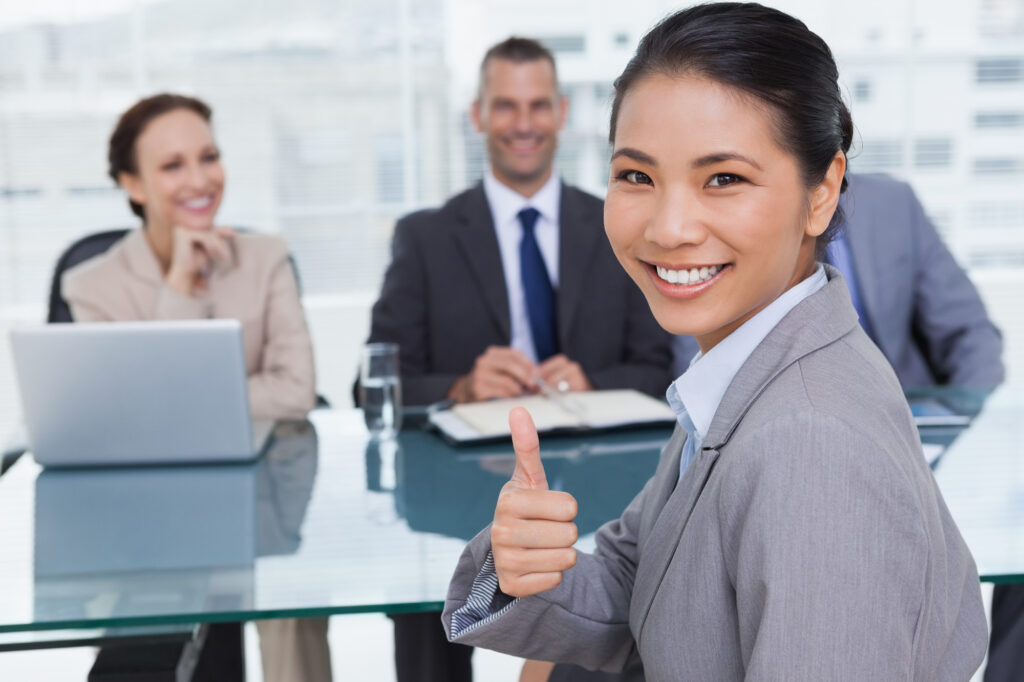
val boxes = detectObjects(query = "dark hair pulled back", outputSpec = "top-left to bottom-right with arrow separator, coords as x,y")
108,93 -> 213,220
610,2 -> 853,247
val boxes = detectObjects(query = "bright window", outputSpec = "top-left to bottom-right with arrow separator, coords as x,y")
1,0 -> 1023,435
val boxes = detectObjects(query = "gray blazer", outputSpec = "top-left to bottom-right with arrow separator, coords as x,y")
444,267 -> 987,681
366,182 -> 672,405
672,173 -> 1005,388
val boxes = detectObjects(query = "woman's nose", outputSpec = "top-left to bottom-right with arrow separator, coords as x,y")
186,161 -> 210,189
644,189 -> 708,249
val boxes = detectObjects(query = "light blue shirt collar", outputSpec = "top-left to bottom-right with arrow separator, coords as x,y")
667,265 -> 828,452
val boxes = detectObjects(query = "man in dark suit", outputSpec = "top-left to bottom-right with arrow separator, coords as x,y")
366,37 -> 672,682
369,38 -> 671,409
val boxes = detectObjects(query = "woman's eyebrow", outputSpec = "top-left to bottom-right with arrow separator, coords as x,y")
610,147 -> 657,166
692,152 -> 763,171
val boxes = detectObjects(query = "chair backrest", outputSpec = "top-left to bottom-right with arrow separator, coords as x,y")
47,229 -> 130,323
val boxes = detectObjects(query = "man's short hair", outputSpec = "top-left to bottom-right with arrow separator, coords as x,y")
478,37 -> 559,96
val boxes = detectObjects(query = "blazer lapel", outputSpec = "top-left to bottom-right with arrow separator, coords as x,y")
630,437 -> 721,644
451,183 -> 511,341
629,268 -> 860,643
556,184 -> 603,349
122,229 -> 166,286
704,266 -> 861,450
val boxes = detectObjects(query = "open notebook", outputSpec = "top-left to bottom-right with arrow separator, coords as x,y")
429,389 -> 677,444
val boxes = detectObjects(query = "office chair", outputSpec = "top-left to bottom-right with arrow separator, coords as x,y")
48,229 -> 131,323
45,228 -> 330,408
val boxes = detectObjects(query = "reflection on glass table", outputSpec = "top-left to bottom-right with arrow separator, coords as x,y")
388,427 -> 669,543
0,421 -> 318,640
930,385 -> 1024,584
0,387 -> 1021,646
0,623 -> 195,652
32,420 -> 320,636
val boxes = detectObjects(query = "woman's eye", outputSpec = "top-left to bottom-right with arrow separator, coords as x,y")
161,161 -> 182,171
619,170 -> 653,185
202,152 -> 220,163
708,173 -> 742,187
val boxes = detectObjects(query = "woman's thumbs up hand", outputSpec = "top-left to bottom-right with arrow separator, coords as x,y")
491,407 -> 579,598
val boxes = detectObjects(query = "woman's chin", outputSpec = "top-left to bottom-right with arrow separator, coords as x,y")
650,308 -> 711,339
176,218 -> 217,232
658,321 -> 700,337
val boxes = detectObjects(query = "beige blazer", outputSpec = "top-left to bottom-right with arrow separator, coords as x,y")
62,229 -> 316,420
443,266 -> 987,681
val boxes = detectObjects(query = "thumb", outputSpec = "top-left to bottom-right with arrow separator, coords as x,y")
509,407 -> 547,490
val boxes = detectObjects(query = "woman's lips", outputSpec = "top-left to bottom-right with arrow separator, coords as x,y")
179,194 -> 216,214
645,261 -> 731,299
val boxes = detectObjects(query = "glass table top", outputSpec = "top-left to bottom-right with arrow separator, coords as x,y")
0,386 -> 1019,637
929,385 -> 1024,583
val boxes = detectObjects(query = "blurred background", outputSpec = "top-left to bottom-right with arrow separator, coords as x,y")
0,1 -> 1020,678
1,0 -> 1023,435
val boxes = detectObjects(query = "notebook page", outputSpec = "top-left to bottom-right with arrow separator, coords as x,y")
571,390 -> 676,428
450,395 -> 582,437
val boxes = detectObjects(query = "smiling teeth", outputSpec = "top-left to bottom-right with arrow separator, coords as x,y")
656,264 -> 722,285
184,196 -> 212,209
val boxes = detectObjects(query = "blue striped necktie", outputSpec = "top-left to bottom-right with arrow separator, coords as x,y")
517,207 -> 558,361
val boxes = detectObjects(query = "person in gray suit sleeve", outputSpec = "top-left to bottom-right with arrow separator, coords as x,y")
673,170 -> 1012,682
442,5 -> 987,681
365,37 -> 671,682
672,172 -> 1005,388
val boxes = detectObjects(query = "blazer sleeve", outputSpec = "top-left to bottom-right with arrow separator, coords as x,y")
904,185 -> 1004,388
442,472 -> 656,672
719,411 -> 941,681
365,216 -> 462,405
247,254 -> 317,420
586,282 -> 674,399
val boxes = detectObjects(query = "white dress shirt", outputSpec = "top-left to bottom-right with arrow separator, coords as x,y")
481,170 -> 561,364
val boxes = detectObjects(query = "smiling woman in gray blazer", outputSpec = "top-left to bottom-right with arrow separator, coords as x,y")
441,4 -> 988,681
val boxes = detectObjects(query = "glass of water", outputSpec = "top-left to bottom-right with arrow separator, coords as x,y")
360,342 -> 403,439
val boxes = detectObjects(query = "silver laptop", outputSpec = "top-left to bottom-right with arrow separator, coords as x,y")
10,319 -> 274,467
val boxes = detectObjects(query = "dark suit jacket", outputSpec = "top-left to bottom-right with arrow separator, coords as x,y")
672,173 -> 1005,389
367,182 -> 672,406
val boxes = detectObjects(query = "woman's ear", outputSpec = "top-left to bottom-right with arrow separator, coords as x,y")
118,171 -> 146,207
805,151 -> 846,238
